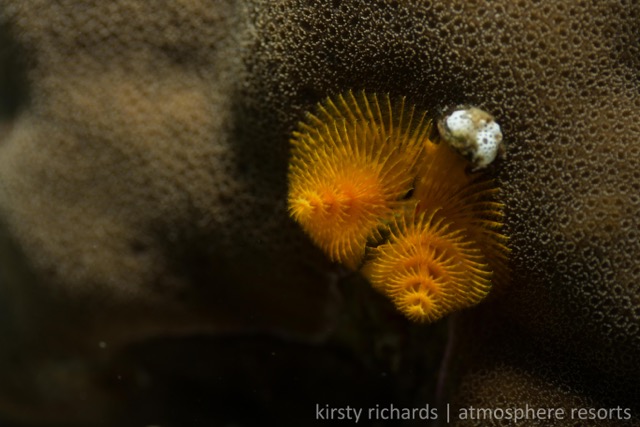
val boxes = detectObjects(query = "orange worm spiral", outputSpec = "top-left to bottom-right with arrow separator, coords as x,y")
288,90 -> 509,322
288,90 -> 428,269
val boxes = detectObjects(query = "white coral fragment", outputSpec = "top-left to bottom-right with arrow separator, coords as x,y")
438,107 -> 504,170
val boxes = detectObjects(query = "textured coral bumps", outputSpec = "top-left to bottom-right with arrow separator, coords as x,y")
288,91 -> 508,322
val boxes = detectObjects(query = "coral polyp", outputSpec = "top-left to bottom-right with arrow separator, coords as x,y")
288,90 -> 509,322
362,211 -> 492,322
288,91 -> 429,269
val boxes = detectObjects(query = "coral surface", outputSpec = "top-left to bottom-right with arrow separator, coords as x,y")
0,0 -> 639,425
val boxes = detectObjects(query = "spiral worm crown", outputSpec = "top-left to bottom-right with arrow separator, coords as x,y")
288,90 -> 508,322
288,91 -> 428,269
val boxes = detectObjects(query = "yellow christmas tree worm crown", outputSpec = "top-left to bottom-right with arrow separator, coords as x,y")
287,90 -> 429,269
361,210 -> 492,322
288,90 -> 509,322
412,138 -> 510,288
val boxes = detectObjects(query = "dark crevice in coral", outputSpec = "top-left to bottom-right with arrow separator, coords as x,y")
0,20 -> 30,125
